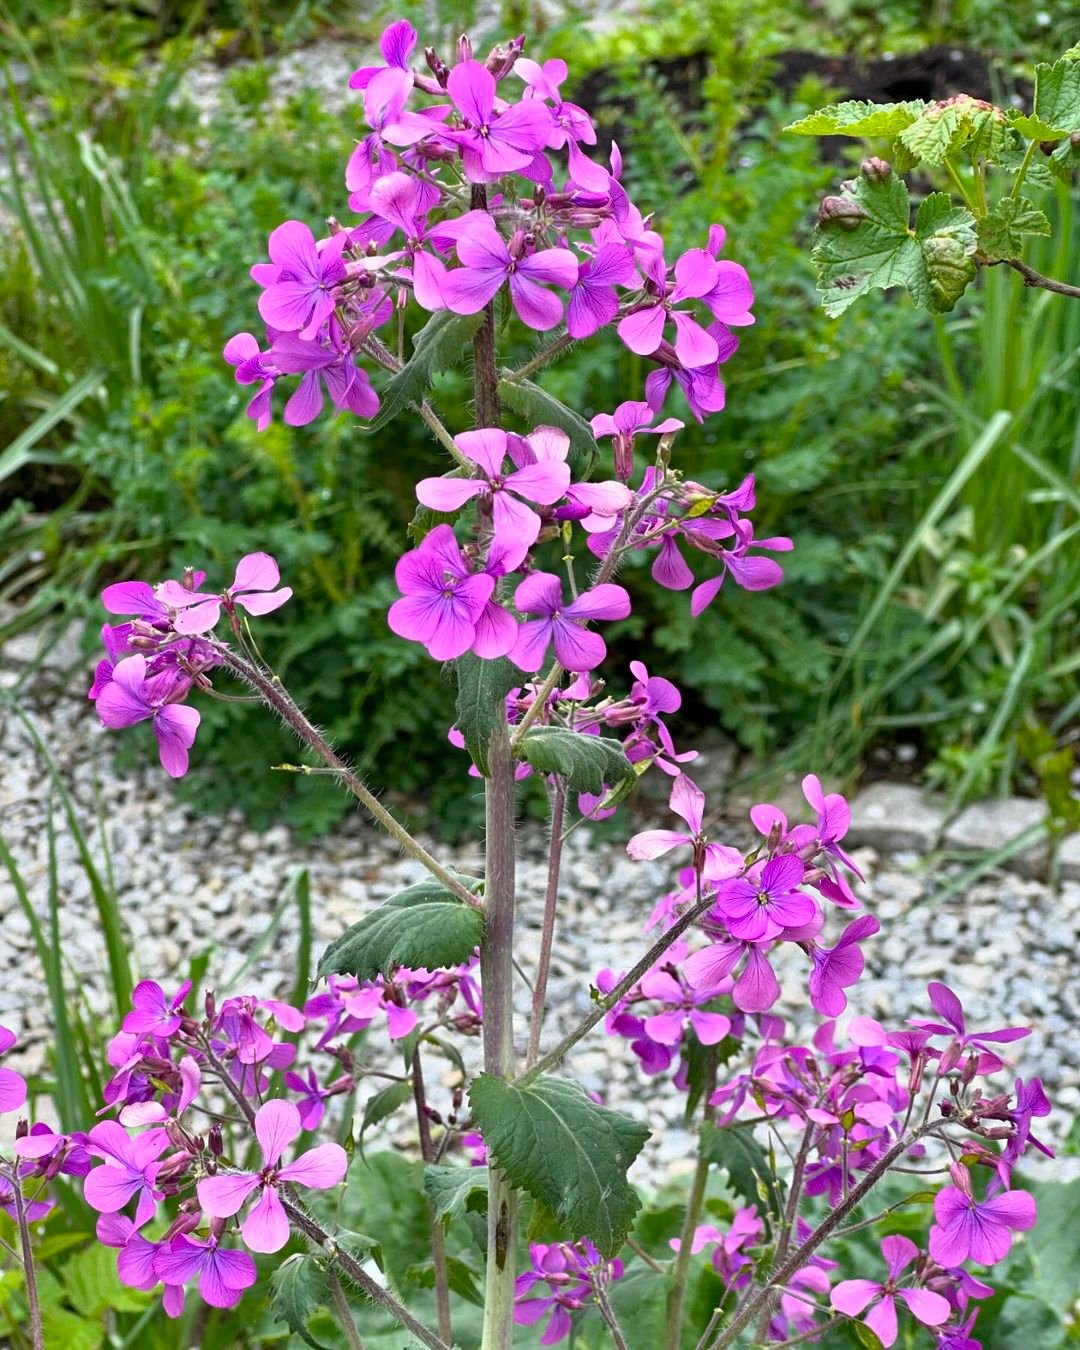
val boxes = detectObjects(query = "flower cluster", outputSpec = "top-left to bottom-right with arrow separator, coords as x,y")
224,22 -> 753,431
89,553 -> 290,776
514,1240 -> 624,1344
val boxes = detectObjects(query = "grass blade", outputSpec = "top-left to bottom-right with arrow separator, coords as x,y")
0,367 -> 105,483
290,867 -> 313,1011
45,805 -> 94,1130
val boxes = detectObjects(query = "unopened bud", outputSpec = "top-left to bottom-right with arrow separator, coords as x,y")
456,34 -> 472,64
204,989 -> 216,1022
818,195 -> 867,230
326,215 -> 345,235
15,1118 -> 28,1139
209,1123 -> 224,1157
861,156 -> 892,182
1039,139 -> 1061,155
424,46 -> 450,87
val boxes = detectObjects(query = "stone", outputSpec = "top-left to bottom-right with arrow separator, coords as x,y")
942,798 -> 1048,876
1059,834 -> 1080,883
848,783 -> 946,853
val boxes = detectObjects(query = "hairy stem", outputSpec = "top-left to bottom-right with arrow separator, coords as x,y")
327,1271 -> 365,1350
753,1118 -> 815,1339
518,881 -> 720,1085
596,1285 -> 631,1350
526,778 -> 566,1067
480,716 -> 520,1350
213,648 -> 480,911
413,1048 -> 453,1345
504,330 -> 576,383
707,1126 -> 937,1349
8,1170 -> 44,1350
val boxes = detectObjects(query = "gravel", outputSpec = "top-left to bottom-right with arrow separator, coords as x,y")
2,630 -> 1076,1187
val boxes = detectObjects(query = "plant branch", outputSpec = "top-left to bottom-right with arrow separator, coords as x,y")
412,1048 -> 453,1345
503,330 -> 576,382
327,1271 -> 365,1350
1002,257 -> 1080,299
526,777 -> 567,1067
8,1170 -> 44,1350
518,874 -> 719,1085
213,648 -> 481,911
667,1046 -> 717,1350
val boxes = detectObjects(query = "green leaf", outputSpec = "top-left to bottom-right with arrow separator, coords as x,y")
336,1229 -> 385,1272
39,1307 -> 101,1350
358,1079 -> 413,1158
269,1252 -> 333,1350
423,1163 -> 489,1226
785,99 -> 925,138
469,1073 -> 650,1256
851,1322 -> 886,1350
62,1243 -> 148,1316
976,197 -> 1053,261
454,652 -> 519,778
897,96 -> 1008,166
812,166 -> 977,315
406,1254 -> 486,1306
316,875 -> 484,983
516,726 -> 635,794
497,374 -> 599,473
368,309 -> 484,431
700,1122 -> 785,1225
606,1268 -> 676,1350
1014,55 -> 1080,139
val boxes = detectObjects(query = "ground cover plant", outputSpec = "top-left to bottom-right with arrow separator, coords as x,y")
3,15 -> 1078,1349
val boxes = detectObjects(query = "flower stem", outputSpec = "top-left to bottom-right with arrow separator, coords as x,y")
503,330 -> 576,383
705,1126 -> 937,1350
666,1055 -> 718,1350
517,883 -> 720,1086
213,649 -> 481,912
8,1168 -> 44,1350
480,716 -> 520,1350
412,1047 -> 453,1345
525,778 -> 566,1067
327,1271 -> 365,1350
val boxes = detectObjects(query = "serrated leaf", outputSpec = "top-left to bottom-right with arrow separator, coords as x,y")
785,99 -> 925,138
701,1122 -> 784,1227
336,1229 -> 385,1271
516,726 -> 635,794
368,309 -> 484,431
498,374 -> 598,473
63,1243 -> 149,1316
469,1073 -> 650,1256
357,1080 -> 413,1158
454,652 -> 519,778
423,1163 -> 489,1225
812,167 -> 977,315
897,97 -> 1008,166
317,875 -> 484,983
976,196 -> 1052,261
1026,54 -> 1080,138
269,1253 -> 333,1350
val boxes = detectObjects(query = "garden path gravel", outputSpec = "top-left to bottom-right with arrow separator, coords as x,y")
1,634 -> 1077,1185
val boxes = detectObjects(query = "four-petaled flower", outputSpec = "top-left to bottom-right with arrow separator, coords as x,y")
910,982 -> 1029,1075
441,216 -> 578,330
928,1176 -> 1036,1268
445,61 -> 553,180
626,773 -> 743,879
252,221 -> 348,340
197,1099 -> 348,1253
154,1232 -> 258,1311
94,655 -> 201,779
830,1235 -> 951,1347
84,1119 -> 169,1227
509,572 -> 630,673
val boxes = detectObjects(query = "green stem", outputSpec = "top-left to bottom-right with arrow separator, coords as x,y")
666,1057 -> 717,1350
944,158 -> 979,214
412,1048 -> 453,1345
9,1171 -> 44,1350
504,330 -> 576,383
327,1271 -> 365,1350
1010,138 -> 1040,201
526,778 -> 567,1066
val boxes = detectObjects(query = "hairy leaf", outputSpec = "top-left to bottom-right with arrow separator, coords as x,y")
469,1073 -> 650,1256
976,197 -> 1053,261
454,652 -> 519,778
701,1122 -> 785,1225
317,875 -> 484,983
1012,54 -> 1080,139
897,96 -> 1008,166
269,1253 -> 332,1350
812,168 -> 977,315
423,1163 -> 489,1226
368,309 -> 484,431
785,99 -> 925,138
498,374 -> 598,473
517,726 -> 635,794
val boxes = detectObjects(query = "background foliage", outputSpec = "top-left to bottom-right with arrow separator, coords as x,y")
0,0 -> 1077,839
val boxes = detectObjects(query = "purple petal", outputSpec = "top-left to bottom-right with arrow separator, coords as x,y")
551,618 -> 606,672
830,1280 -> 881,1317
863,1293 -> 898,1348
284,370 -> 324,427
733,947 -> 779,1013
277,1141 -> 348,1190
241,1184 -> 291,1254
509,273 -> 564,330
509,618 -> 554,673
447,60 -> 494,125
232,552 -> 280,593
897,1288 -> 952,1327
0,1066 -> 27,1113
625,829 -> 690,861
84,1165 -> 141,1214
267,220 -> 318,277
154,1237 -> 207,1286
618,305 -> 666,356
154,705 -> 200,779
441,264 -> 506,315
563,583 -> 631,622
197,1172 -> 261,1218
256,1098 -> 302,1167
514,572 -> 563,616
415,476 -> 486,511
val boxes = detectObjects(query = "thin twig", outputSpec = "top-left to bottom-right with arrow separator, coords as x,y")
525,778 -> 566,1067
1000,257 -> 1080,299
327,1271 -> 365,1350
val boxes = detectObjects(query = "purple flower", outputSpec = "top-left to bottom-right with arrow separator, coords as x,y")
685,940 -> 781,1015
565,243 -> 635,339
445,60 -> 553,180
156,552 -> 293,635
509,573 -> 630,673
84,1120 -> 169,1226
284,1067 -> 340,1131
94,655 -> 201,778
688,519 -> 793,616
269,330 -> 380,427
669,1209 -> 762,1290
514,1241 -> 623,1345
618,247 -> 721,366
910,983 -> 1029,1075
626,773 -> 743,879
388,525 -> 503,662
122,980 -> 191,1039
929,1178 -> 1036,1268
198,1099 -> 348,1253
252,221 -> 348,339
98,1214 -> 185,1317
590,401 -> 684,481
348,19 -> 417,91
830,1236 -> 952,1348
415,428 -> 570,569
635,969 -> 731,1048
224,332 -> 276,429
363,171 -> 449,309
0,1024 -> 27,1114
711,855 -> 816,942
441,218 -> 578,330
808,915 -> 880,1016
513,57 -> 595,148
153,1232 -> 257,1310
118,1054 -> 201,1128
341,981 -> 419,1040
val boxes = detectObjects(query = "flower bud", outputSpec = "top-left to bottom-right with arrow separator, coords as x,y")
204,989 -> 216,1023
424,46 -> 450,87
861,156 -> 892,182
325,215 -> 345,235
817,195 -> 867,230
456,34 -> 473,64
209,1123 -> 224,1157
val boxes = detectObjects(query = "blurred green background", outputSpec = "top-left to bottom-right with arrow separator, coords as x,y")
1,0 -> 1077,839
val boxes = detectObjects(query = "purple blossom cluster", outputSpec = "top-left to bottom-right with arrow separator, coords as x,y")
514,1240 -> 624,1344
224,21 -> 753,431
88,552 -> 290,775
